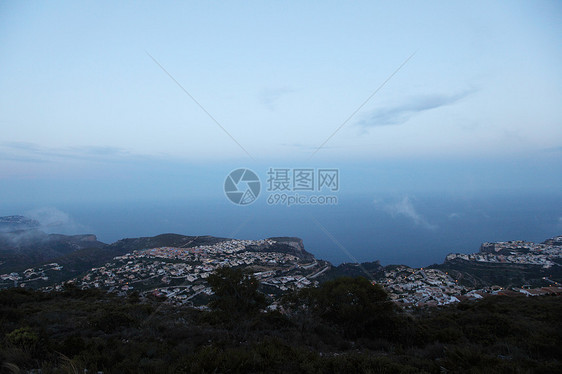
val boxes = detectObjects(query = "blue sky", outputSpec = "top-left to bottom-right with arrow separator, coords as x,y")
1,1 -> 561,204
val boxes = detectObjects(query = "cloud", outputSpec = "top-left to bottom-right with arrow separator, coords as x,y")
260,87 -> 294,110
78,146 -> 131,157
25,207 -> 87,234
375,197 -> 437,230
357,89 -> 475,127
0,209 -> 89,247
0,142 -> 135,164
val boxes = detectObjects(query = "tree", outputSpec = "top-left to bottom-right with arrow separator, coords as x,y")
293,277 -> 397,338
207,267 -> 266,320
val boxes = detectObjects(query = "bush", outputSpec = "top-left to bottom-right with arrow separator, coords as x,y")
207,267 -> 267,321
292,277 -> 398,339
5,327 -> 39,348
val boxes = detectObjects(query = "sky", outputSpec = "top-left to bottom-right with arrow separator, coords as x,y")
1,1 -> 561,212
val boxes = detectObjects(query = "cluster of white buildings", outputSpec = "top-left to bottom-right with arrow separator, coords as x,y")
62,239 -> 322,305
1,263 -> 62,288
380,237 -> 562,307
448,239 -> 562,268
379,266 -> 465,307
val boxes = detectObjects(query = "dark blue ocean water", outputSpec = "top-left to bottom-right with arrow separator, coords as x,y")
4,191 -> 561,267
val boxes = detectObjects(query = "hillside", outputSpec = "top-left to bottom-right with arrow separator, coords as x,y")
431,258 -> 562,288
1,282 -> 561,373
0,216 -> 560,309
0,229 -> 323,296
0,229 -> 105,273
105,233 -> 230,253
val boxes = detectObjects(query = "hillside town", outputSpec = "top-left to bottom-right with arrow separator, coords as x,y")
378,236 -> 562,307
378,266 -> 465,306
445,238 -> 562,268
376,263 -> 561,308
2,236 -> 561,308
44,239 -> 326,306
0,262 -> 63,288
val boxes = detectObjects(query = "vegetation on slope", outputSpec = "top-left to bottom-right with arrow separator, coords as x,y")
0,273 -> 561,373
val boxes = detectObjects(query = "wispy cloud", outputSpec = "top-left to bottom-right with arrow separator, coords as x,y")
23,207 -> 89,234
375,196 -> 437,230
357,89 -> 475,127
0,142 -> 135,164
260,87 -> 294,110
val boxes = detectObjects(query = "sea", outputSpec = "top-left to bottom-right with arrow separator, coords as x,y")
4,191 -> 561,268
